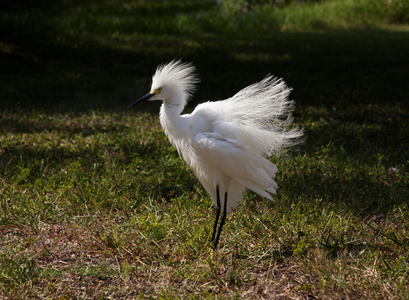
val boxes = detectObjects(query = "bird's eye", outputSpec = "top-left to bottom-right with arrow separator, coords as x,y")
151,88 -> 162,94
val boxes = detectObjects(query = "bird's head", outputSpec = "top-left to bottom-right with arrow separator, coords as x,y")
128,60 -> 198,109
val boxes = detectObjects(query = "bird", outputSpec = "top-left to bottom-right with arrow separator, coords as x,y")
128,60 -> 303,250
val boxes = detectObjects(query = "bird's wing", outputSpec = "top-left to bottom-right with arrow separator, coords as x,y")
192,132 -> 277,201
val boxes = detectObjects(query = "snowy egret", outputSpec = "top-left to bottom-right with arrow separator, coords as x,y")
128,60 -> 303,250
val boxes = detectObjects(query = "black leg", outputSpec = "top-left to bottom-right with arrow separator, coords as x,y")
211,186 -> 221,242
212,190 -> 228,250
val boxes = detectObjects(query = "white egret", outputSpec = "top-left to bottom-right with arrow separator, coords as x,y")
128,60 -> 303,250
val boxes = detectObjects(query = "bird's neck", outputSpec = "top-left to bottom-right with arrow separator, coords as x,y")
159,102 -> 189,149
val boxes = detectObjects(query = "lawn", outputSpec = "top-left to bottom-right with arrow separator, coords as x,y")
1,0 -> 409,298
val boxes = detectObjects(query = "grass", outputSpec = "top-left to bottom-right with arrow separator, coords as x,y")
1,0 -> 409,298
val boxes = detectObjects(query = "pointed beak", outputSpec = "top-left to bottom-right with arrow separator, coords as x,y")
127,92 -> 154,109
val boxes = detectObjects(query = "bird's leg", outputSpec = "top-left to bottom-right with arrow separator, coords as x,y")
211,185 -> 221,242
212,190 -> 228,250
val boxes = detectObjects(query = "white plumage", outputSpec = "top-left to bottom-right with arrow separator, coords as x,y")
128,60 -> 303,249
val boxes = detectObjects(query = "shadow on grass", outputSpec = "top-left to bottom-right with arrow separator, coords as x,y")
0,114 -> 130,136
1,1 -> 408,112
279,155 -> 409,217
2,20 -> 408,153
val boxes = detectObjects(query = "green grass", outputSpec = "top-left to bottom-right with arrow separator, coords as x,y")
1,0 -> 409,298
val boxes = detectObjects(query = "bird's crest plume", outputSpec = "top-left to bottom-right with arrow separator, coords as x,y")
152,60 -> 199,105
